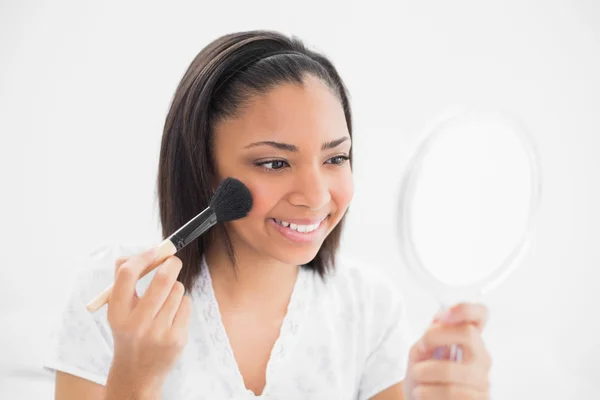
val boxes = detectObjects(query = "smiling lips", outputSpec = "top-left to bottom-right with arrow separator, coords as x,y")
271,217 -> 327,233
269,216 -> 329,243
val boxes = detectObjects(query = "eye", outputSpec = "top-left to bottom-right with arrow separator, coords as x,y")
255,159 -> 289,171
326,155 -> 350,165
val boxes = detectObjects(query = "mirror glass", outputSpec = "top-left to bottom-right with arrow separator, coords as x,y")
397,107 -> 542,304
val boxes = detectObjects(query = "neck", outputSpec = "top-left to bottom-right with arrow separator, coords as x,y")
204,234 -> 299,307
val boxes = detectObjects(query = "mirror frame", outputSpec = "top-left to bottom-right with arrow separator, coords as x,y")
396,106 -> 543,300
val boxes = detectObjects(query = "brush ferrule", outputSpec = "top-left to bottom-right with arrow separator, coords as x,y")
168,207 -> 217,251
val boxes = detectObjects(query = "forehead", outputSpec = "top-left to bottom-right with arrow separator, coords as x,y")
214,75 -> 349,147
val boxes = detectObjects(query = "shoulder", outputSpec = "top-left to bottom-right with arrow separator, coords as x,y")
327,260 -> 409,399
320,255 -> 404,311
311,256 -> 407,339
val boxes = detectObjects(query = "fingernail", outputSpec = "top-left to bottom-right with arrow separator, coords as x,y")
433,347 -> 447,360
418,339 -> 427,352
438,309 -> 454,322
146,248 -> 158,260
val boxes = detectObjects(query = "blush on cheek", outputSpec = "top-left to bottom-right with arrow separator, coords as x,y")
244,181 -> 281,220
334,174 -> 354,210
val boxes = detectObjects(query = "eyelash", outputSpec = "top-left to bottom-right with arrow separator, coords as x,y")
255,155 -> 350,172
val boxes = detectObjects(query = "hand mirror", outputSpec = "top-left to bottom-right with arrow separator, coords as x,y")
397,106 -> 542,361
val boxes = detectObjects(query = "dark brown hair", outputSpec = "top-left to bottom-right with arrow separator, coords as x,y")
157,30 -> 353,291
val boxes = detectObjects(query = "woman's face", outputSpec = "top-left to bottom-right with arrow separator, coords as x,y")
212,75 -> 354,266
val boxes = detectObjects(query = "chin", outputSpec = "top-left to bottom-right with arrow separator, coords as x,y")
262,242 -> 323,266
248,236 -> 322,265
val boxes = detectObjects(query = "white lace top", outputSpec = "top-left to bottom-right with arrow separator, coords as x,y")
44,244 -> 409,400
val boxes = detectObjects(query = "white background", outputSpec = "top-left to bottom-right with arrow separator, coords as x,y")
1,0 -> 599,398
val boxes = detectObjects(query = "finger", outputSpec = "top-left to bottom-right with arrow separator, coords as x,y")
133,256 -> 183,322
171,294 -> 192,336
410,359 -> 489,390
154,281 -> 186,328
437,303 -> 489,331
408,339 -> 439,366
111,249 -> 158,314
114,256 -> 130,279
418,324 -> 488,365
409,341 -> 469,366
413,384 -> 489,400
113,256 -> 141,305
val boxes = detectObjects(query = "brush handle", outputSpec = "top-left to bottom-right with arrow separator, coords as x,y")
85,239 -> 178,312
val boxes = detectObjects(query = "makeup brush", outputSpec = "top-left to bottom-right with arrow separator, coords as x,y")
85,177 -> 253,312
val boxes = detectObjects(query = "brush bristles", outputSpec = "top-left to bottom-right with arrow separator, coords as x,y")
209,177 -> 253,222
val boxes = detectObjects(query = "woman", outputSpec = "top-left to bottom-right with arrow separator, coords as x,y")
46,30 -> 491,399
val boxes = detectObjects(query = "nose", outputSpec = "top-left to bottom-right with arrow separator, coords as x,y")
288,165 -> 331,211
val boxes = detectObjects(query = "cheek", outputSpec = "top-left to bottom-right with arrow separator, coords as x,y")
331,172 -> 354,213
226,179 -> 279,238
244,180 -> 282,220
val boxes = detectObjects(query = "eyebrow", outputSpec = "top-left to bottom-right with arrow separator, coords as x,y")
321,136 -> 350,151
244,136 -> 350,152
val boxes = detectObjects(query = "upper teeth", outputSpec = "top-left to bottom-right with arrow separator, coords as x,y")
274,218 -> 322,233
